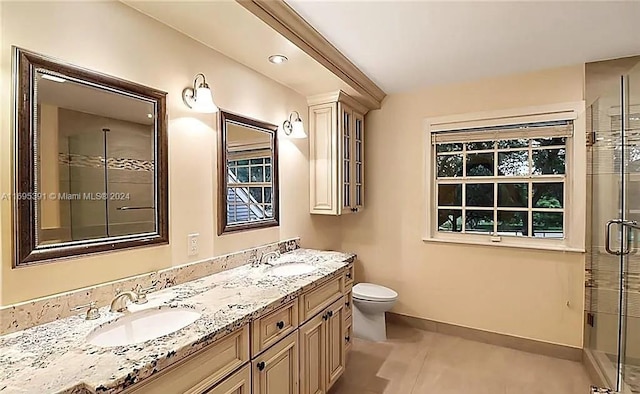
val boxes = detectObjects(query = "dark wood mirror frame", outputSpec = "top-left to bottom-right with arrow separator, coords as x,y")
13,47 -> 169,267
218,110 -> 279,235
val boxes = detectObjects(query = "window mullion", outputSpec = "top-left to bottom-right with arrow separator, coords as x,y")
528,180 -> 533,237
462,144 -> 467,233
493,181 -> 498,235
493,145 -> 498,235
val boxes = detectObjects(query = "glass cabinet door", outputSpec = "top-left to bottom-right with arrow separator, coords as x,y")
353,112 -> 364,210
340,104 -> 352,212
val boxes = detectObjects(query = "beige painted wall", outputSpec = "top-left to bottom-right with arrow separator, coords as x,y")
0,2 -> 340,306
341,65 -> 587,347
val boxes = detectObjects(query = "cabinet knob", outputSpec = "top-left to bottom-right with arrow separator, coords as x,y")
322,313 -> 328,321
346,272 -> 352,279
351,207 -> 357,212
257,361 -> 266,371
345,301 -> 350,308
276,321 -> 285,329
327,310 -> 333,318
345,336 -> 351,343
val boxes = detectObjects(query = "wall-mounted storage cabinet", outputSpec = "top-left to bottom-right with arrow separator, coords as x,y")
308,91 -> 367,215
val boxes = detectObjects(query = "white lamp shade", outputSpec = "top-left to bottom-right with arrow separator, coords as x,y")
191,87 -> 218,113
289,119 -> 306,138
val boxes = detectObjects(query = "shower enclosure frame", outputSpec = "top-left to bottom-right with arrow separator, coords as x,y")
586,58 -> 640,394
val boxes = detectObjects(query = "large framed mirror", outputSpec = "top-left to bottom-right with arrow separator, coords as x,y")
13,48 -> 169,266
218,111 -> 279,235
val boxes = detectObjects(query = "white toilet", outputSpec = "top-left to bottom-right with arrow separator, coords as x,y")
352,283 -> 398,342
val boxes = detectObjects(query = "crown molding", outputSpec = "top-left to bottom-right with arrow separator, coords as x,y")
307,90 -> 369,115
237,0 -> 386,111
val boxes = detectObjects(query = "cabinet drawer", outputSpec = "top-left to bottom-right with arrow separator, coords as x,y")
345,316 -> 353,353
344,265 -> 354,286
251,300 -> 299,357
203,364 -> 251,394
124,325 -> 250,394
299,276 -> 344,323
344,291 -> 352,319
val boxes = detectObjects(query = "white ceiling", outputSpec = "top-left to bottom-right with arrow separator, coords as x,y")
123,1 -> 356,98
37,75 -> 154,125
287,1 -> 640,93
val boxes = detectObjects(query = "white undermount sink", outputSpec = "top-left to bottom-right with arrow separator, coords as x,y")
86,306 -> 201,347
267,262 -> 317,277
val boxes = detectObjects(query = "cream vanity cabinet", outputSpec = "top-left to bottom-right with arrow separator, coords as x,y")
308,91 -> 367,215
299,270 -> 353,394
122,264 -> 353,394
123,326 -> 250,394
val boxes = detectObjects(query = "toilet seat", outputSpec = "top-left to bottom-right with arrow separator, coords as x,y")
352,283 -> 398,302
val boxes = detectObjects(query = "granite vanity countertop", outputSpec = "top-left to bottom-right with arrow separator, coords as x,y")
0,248 -> 355,394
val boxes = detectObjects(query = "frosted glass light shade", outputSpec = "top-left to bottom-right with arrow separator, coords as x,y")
283,111 -> 307,139
289,119 -> 306,138
190,87 -> 218,113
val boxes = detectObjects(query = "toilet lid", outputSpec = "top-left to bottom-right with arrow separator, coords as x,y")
352,283 -> 398,302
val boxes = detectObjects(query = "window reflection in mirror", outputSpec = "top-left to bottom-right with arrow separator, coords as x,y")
36,70 -> 156,245
218,111 -> 278,234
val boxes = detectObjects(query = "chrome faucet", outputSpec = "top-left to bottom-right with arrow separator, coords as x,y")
260,251 -> 281,266
109,289 -> 138,312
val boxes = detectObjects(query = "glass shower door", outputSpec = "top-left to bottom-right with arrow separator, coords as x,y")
589,74 -> 624,391
618,61 -> 640,394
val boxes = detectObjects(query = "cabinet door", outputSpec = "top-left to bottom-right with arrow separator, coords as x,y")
309,103 -> 339,215
299,312 -> 326,394
325,298 -> 346,390
338,102 -> 353,214
253,330 -> 299,394
352,111 -> 365,211
203,364 -> 251,394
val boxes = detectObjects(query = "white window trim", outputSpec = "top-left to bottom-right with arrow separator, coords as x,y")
423,101 -> 587,253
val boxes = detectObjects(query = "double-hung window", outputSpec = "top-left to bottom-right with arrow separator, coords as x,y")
424,103 -> 586,251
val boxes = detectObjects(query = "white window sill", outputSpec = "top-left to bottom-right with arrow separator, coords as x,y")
422,235 -> 585,253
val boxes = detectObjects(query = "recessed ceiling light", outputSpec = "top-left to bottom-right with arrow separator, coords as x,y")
268,55 -> 288,64
41,74 -> 66,83
147,113 -> 153,119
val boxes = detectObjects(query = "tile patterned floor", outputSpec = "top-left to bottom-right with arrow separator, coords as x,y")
329,323 -> 593,394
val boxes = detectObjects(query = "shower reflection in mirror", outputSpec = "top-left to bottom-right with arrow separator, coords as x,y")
37,73 -> 156,244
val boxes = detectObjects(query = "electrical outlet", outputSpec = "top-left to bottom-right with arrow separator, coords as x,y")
187,233 -> 199,256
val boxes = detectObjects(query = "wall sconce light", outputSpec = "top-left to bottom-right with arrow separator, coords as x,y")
182,73 -> 219,113
282,111 -> 306,138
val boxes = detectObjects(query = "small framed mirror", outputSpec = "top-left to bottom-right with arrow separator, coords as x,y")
218,111 -> 279,235
13,48 -> 168,266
